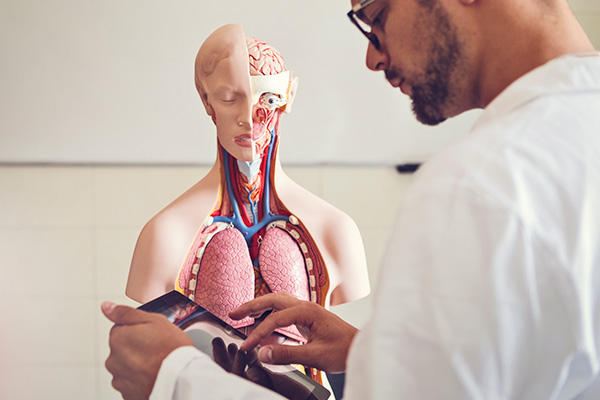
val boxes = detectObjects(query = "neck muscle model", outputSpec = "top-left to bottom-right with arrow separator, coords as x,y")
176,131 -> 329,343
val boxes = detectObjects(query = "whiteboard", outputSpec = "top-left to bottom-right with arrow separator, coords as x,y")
0,0 -> 480,165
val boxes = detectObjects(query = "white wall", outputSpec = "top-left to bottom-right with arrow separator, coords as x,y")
0,1 -> 598,399
0,0 -> 478,165
2,1 -> 597,165
0,164 -> 412,400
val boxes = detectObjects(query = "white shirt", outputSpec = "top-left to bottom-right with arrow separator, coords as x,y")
151,346 -> 286,400
151,55 -> 600,399
346,55 -> 600,399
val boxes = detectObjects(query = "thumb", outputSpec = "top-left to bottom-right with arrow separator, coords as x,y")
101,301 -> 151,325
258,344 -> 310,367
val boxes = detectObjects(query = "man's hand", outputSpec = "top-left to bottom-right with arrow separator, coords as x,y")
212,338 -> 274,387
230,292 -> 358,373
102,301 -> 194,400
212,337 -> 315,400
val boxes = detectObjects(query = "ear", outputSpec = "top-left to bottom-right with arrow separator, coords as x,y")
199,92 -> 212,116
282,77 -> 299,114
198,92 -> 217,124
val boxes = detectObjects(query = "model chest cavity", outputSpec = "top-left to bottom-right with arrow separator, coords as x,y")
188,222 -> 310,330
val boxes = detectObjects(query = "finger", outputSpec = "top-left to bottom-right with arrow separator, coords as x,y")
257,343 -> 315,367
240,307 -> 307,351
105,354 -> 134,397
227,343 -> 238,360
231,349 -> 247,376
105,352 -> 118,376
229,292 -> 299,320
245,365 -> 273,389
212,337 -> 232,371
102,302 -> 155,325
245,349 -> 259,367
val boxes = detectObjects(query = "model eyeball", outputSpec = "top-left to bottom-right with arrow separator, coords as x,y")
260,93 -> 286,110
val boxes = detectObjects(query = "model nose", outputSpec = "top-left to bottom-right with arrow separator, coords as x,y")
237,99 -> 253,128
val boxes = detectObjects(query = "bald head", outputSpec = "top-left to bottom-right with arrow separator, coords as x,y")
194,24 -> 249,99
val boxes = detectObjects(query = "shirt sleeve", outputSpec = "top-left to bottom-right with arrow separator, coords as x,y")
343,164 -> 596,399
151,346 -> 286,400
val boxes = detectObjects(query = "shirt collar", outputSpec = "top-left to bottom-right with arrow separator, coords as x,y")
473,55 -> 600,131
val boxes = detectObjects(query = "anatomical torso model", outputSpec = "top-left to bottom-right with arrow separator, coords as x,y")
126,25 -> 370,380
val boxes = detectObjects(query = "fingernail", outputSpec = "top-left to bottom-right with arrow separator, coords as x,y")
101,301 -> 116,313
258,346 -> 273,363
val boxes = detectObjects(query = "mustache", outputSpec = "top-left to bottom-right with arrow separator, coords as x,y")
385,68 -> 402,82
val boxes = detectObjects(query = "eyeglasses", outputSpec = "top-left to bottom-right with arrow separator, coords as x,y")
347,0 -> 381,50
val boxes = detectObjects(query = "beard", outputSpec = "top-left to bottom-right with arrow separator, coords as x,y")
410,37 -> 459,126
389,3 -> 463,126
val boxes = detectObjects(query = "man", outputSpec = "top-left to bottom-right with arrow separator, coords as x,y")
104,0 -> 600,398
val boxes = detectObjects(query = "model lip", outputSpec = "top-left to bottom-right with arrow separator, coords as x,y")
234,135 -> 253,147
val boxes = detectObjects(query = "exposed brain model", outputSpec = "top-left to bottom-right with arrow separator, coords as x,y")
247,37 -> 285,75
126,24 -> 370,382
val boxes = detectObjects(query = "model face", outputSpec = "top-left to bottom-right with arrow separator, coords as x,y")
358,0 -> 471,125
203,53 -> 255,162
196,25 -> 295,162
203,57 -> 287,162
202,57 -> 292,162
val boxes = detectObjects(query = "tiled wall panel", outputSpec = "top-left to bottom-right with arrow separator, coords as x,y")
0,165 -> 407,399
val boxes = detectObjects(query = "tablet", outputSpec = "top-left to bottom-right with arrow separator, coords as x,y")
139,290 -> 330,400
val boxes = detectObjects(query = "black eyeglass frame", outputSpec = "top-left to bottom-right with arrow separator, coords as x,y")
347,0 -> 381,50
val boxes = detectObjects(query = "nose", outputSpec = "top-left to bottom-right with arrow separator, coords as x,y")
366,41 -> 388,72
237,99 -> 253,129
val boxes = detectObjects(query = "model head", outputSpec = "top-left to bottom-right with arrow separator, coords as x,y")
195,24 -> 297,161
